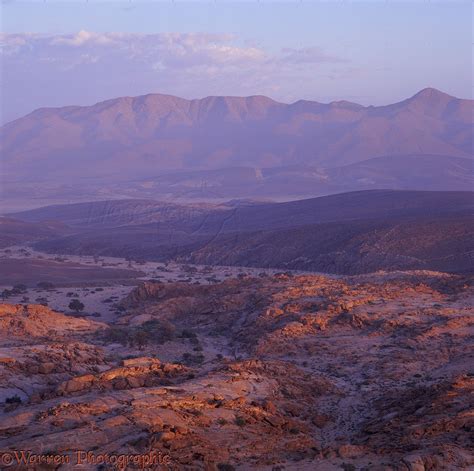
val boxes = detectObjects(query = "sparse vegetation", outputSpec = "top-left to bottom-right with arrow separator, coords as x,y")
217,464 -> 235,471
181,352 -> 205,366
102,319 -> 176,348
12,284 -> 27,293
68,299 -> 85,313
234,416 -> 246,427
342,464 -> 356,471
37,281 -> 55,289
5,395 -> 22,405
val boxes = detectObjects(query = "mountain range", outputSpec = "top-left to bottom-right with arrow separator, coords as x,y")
1,88 -> 472,185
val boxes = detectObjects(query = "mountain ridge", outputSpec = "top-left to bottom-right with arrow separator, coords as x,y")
2,88 -> 472,184
7,87 -> 465,123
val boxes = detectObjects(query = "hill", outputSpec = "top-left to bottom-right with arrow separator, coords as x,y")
11,190 -> 474,274
0,217 -> 70,248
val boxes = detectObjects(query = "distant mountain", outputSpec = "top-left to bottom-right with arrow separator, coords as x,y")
14,189 -> 473,232
11,199 -> 221,229
12,190 -> 474,274
1,88 -> 472,183
110,154 -> 474,200
0,217 -> 70,248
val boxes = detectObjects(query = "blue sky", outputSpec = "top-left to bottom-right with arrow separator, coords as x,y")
1,1 -> 472,123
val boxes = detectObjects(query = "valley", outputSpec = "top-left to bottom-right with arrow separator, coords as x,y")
4,190 -> 473,276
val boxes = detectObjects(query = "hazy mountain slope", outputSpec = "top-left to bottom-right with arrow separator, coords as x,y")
97,155 -> 474,201
193,189 -> 474,235
1,88 -> 472,181
5,154 -> 471,213
178,216 -> 474,274
326,154 -> 474,191
32,214 -> 473,274
0,217 -> 70,248
13,190 -> 474,274
11,199 -> 222,229
13,190 -> 474,232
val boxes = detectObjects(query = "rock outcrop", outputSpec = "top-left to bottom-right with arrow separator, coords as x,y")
0,271 -> 472,470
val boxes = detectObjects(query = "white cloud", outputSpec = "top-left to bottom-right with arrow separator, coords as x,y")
51,30 -> 118,47
0,31 -> 348,123
0,31 -> 342,70
280,47 -> 345,64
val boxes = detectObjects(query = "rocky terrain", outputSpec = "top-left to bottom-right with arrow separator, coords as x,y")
0,270 -> 472,470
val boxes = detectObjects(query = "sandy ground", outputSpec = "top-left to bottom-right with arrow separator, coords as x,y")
0,245 -> 310,322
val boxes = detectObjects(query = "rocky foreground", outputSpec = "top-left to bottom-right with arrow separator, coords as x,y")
0,271 -> 473,470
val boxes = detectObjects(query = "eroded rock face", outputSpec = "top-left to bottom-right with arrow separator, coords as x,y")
0,303 -> 105,339
0,271 -> 473,470
57,359 -> 189,395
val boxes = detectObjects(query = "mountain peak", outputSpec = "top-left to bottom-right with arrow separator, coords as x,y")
328,100 -> 364,110
409,87 -> 455,102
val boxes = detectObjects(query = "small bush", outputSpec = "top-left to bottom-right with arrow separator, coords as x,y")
103,327 -> 130,345
181,329 -> 197,339
181,352 -> 204,366
37,281 -> 55,289
5,395 -> 22,404
12,284 -> 27,293
234,416 -> 246,427
342,464 -> 356,471
69,299 -> 85,313
102,320 -> 175,348
217,464 -> 235,471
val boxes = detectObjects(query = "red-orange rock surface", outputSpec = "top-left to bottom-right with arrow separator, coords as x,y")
0,271 -> 472,470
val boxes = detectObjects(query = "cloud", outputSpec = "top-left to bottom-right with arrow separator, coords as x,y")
279,47 -> 345,64
0,32 -> 265,67
0,31 -> 342,70
0,31 -> 348,123
51,30 -> 117,47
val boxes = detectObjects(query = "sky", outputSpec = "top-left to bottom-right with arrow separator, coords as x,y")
0,1 -> 472,124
